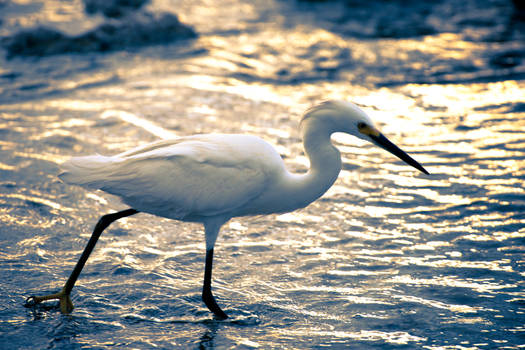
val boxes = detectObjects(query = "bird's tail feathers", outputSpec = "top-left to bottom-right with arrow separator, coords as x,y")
58,155 -> 120,188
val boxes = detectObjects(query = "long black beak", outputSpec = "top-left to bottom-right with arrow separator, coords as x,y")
369,133 -> 429,175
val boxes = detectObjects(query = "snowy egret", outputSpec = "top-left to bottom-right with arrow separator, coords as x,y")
26,100 -> 428,319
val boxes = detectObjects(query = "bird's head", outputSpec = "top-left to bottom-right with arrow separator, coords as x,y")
302,100 -> 429,175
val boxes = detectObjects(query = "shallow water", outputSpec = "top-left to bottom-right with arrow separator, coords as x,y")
0,0 -> 524,349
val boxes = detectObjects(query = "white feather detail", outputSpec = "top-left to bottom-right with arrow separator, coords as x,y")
59,134 -> 282,220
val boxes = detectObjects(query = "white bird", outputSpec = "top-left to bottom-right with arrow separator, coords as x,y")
26,100 -> 428,319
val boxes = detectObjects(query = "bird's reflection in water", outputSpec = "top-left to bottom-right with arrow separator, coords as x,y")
199,321 -> 219,349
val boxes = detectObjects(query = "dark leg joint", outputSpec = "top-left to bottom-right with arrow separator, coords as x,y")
96,209 -> 139,233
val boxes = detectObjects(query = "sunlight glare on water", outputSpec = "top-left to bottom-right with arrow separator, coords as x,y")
0,0 -> 524,349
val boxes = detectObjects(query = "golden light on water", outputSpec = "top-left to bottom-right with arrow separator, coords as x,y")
1,0 -> 524,347
278,329 -> 427,345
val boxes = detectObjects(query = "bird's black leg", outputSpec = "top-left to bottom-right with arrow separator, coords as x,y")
202,248 -> 228,319
26,208 -> 139,313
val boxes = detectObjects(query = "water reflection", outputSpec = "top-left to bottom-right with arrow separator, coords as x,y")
0,0 -> 524,349
199,322 -> 219,349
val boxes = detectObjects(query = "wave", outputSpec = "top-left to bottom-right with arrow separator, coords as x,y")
2,11 -> 197,58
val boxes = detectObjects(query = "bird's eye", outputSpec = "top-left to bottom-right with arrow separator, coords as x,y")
357,122 -> 367,130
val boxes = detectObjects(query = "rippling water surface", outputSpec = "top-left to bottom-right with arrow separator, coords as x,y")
0,0 -> 524,349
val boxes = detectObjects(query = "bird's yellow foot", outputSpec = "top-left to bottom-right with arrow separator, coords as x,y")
25,287 -> 74,314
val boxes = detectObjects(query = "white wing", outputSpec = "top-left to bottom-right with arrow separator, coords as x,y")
59,135 -> 282,220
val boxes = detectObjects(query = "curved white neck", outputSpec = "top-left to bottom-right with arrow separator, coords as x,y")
282,121 -> 342,211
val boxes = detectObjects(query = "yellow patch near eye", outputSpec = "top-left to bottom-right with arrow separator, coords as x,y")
358,123 -> 380,137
